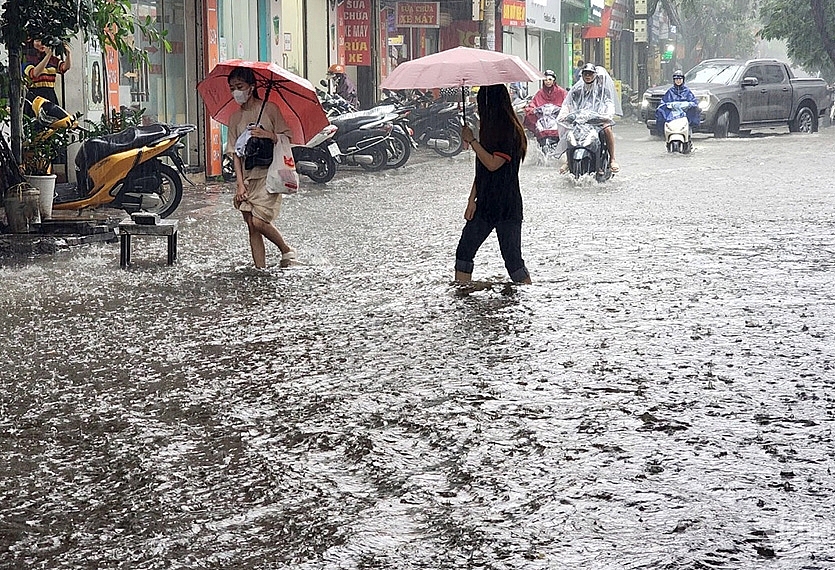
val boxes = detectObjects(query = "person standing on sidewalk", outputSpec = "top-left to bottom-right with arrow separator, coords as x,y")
225,67 -> 297,269
23,37 -> 72,110
456,84 -> 531,285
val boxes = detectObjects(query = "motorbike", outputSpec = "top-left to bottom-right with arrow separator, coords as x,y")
329,112 -> 394,172
657,101 -> 696,154
29,97 -> 194,218
222,125 -> 340,185
292,124 -> 340,183
562,110 -> 613,182
525,103 -> 561,159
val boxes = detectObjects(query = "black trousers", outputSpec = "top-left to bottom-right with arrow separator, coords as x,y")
455,217 -> 529,282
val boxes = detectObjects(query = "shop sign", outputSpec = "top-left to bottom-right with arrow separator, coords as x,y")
526,0 -> 560,31
501,0 -> 526,27
338,0 -> 372,65
395,2 -> 441,28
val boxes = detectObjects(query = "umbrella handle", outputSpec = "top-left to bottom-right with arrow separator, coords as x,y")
255,82 -> 273,125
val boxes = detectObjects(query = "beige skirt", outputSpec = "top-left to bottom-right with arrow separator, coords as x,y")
234,168 -> 282,223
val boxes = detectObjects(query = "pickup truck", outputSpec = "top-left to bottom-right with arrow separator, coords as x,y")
641,58 -> 831,137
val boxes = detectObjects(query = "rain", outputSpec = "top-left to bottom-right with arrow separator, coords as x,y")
1,121 -> 834,569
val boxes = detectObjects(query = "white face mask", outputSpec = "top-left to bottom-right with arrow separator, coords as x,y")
232,88 -> 251,105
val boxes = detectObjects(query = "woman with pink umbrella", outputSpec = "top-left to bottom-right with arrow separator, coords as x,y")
456,84 -> 531,285
226,67 -> 296,269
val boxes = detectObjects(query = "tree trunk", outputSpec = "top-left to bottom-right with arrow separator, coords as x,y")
8,46 -> 23,166
809,0 -> 835,70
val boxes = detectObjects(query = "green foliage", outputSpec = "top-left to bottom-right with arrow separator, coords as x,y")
760,0 -> 835,81
0,0 -> 169,68
81,106 -> 146,139
21,115 -> 77,176
650,0 -> 760,71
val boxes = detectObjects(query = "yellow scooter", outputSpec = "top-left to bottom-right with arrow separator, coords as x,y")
28,97 -> 195,218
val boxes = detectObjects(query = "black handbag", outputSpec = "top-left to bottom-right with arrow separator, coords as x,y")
243,97 -> 274,170
244,136 -> 274,170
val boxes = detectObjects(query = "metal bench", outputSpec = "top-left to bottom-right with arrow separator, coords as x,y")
118,218 -> 178,268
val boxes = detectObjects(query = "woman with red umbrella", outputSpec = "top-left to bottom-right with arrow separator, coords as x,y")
226,67 -> 297,268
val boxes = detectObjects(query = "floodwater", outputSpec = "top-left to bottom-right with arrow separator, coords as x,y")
2,121 -> 834,569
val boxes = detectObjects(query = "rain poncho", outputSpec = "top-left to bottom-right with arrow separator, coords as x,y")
655,83 -> 700,134
524,83 -> 567,133
555,66 -> 621,157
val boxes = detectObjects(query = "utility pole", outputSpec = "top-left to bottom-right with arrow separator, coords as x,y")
634,0 -> 649,94
482,0 -> 496,50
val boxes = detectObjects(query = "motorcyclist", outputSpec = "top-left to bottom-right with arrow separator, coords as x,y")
524,69 -> 567,134
327,64 -> 359,108
557,63 -> 621,173
655,70 -> 700,136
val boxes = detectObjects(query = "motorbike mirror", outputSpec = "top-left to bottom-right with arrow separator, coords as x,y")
320,79 -> 329,88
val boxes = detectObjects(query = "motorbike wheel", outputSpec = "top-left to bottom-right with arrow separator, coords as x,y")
295,146 -> 337,184
143,162 -> 183,219
670,141 -> 681,153
432,127 -> 464,157
359,145 -> 388,172
386,132 -> 412,169
221,154 -> 236,182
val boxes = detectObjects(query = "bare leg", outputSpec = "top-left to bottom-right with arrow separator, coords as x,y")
242,212 -> 267,268
604,127 -> 619,171
250,216 -> 291,255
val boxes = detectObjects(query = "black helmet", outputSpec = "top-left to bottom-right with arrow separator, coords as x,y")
673,70 -> 684,80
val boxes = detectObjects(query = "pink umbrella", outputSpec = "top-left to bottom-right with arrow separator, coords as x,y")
381,46 -> 544,91
197,60 -> 328,145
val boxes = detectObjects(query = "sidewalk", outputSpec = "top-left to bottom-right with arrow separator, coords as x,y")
0,212 -> 123,260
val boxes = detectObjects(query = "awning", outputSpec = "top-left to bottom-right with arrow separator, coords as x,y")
582,6 -> 612,39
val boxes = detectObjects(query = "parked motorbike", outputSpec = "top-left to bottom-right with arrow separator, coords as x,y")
292,124 -> 340,183
657,101 -> 696,154
222,125 -> 340,184
562,110 -> 613,182
329,112 -> 394,172
28,97 -> 194,218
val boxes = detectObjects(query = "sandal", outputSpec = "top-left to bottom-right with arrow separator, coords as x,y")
280,250 -> 297,268
610,161 -> 620,173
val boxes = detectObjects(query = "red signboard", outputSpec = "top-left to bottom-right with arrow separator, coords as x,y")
395,2 -> 440,28
338,0 -> 372,66
204,0 -> 221,176
501,0 -> 526,28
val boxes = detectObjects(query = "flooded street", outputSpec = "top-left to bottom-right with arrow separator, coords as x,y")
2,121 -> 834,569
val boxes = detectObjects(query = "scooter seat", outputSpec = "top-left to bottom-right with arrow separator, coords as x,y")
330,115 -> 386,132
79,124 -> 172,169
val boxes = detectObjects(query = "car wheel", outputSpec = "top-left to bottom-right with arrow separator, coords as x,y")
714,110 -> 730,138
790,106 -> 816,133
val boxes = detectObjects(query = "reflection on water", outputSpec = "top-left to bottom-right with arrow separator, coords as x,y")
2,128 -> 835,568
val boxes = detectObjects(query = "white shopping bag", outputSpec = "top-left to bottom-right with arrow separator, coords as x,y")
265,134 -> 299,194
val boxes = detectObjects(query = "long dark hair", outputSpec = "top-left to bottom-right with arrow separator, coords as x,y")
477,84 -> 526,161
227,67 -> 261,99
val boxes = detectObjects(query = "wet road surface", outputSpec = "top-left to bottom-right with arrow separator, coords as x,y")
1,121 -> 834,569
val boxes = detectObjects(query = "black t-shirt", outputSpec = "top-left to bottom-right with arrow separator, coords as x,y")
474,134 -> 523,224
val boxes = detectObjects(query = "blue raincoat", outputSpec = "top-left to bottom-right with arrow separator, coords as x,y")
655,84 -> 700,135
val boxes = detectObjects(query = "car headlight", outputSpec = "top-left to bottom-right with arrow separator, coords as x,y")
641,94 -> 650,109
698,95 -> 711,111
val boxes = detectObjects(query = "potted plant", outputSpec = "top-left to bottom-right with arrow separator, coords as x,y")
21,113 -> 75,220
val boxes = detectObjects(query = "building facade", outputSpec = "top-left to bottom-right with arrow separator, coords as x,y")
52,0 -> 649,179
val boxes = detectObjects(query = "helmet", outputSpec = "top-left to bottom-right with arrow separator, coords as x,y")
544,69 -> 556,80
581,62 -> 598,76
328,64 -> 345,74
673,70 -> 684,80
